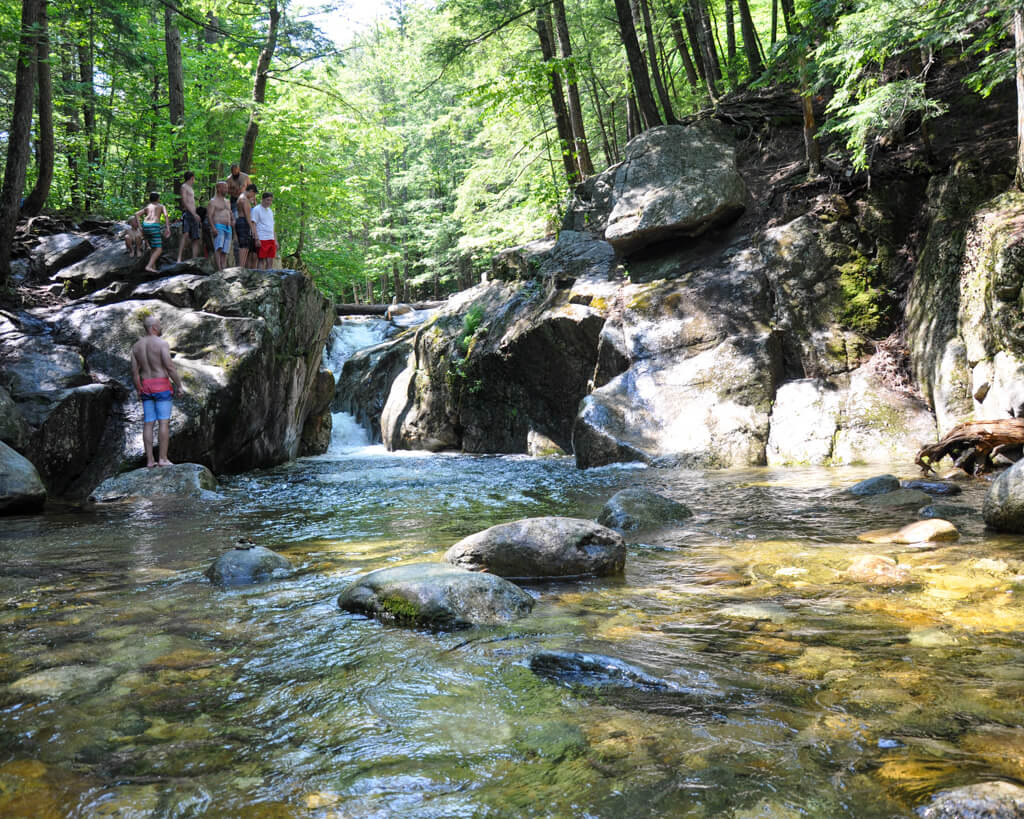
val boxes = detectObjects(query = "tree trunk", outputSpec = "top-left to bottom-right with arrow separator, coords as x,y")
737,0 -> 765,77
164,0 -> 186,192
1016,7 -> 1024,190
779,0 -> 795,35
0,0 -> 42,282
552,0 -> 594,177
771,0 -> 778,45
800,57 -> 821,176
694,0 -> 721,82
240,0 -> 280,174
626,94 -> 643,141
637,0 -> 677,123
58,38 -> 82,211
78,35 -> 99,210
614,0 -> 662,129
536,4 -> 579,182
22,0 -> 54,217
725,0 -> 737,84
668,15 -> 699,88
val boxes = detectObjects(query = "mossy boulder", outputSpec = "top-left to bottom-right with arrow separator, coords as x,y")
337,563 -> 534,628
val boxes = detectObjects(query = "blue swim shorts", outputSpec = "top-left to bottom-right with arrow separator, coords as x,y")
142,390 -> 173,423
214,223 -> 232,253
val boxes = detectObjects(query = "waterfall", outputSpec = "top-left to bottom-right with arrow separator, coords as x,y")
322,318 -> 391,453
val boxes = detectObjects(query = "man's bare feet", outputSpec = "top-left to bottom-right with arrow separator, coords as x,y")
145,267 -> 159,273
157,459 -> 174,467
146,461 -> 157,468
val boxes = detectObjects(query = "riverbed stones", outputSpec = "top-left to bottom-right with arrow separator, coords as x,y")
90,463 -> 217,503
845,555 -> 912,586
918,780 -> 1024,819
847,474 -> 900,496
205,545 -> 293,586
444,516 -> 625,580
603,123 -> 747,253
919,503 -> 975,519
597,487 -> 693,531
857,519 -> 959,545
8,664 -> 117,698
337,563 -> 534,627
984,459 -> 1024,532
0,441 -> 46,513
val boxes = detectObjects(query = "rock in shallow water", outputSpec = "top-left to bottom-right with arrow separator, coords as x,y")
9,665 -> 117,698
901,479 -> 962,496
338,563 -> 534,628
918,781 -> 1024,818
860,488 -> 933,509
846,474 -> 900,496
90,463 -> 217,502
205,545 -> 293,586
984,459 -> 1024,533
597,487 -> 693,531
857,519 -> 959,545
444,516 -> 625,580
0,441 -> 46,514
845,555 -> 912,586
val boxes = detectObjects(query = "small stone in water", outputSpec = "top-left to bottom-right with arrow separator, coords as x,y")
857,519 -> 958,545
846,474 -> 900,496
846,555 -> 912,586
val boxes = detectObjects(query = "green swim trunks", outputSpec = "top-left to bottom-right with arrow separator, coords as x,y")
142,221 -> 162,248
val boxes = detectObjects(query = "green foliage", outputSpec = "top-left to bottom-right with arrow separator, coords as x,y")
457,304 -> 485,354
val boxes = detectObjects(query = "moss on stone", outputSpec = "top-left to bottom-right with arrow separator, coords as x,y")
379,595 -> 421,621
837,255 -> 892,337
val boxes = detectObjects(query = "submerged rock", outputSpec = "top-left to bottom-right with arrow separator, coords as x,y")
444,516 -> 625,580
857,519 -> 959,545
90,463 -> 217,503
847,474 -> 900,496
205,544 -> 293,586
597,487 -> 693,531
919,503 -> 976,519
9,664 -> 117,698
984,459 -> 1024,532
860,488 -> 933,509
918,781 -> 1024,818
845,555 -> 912,586
338,563 -> 534,628
0,441 -> 46,514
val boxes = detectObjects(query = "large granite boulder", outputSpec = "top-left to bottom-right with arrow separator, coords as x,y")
983,458 -> 1024,532
30,232 -> 94,279
444,517 -> 625,580
54,236 -> 150,295
382,282 -> 607,454
0,267 -> 334,497
602,123 -> 747,253
338,563 -> 534,628
0,441 -> 46,513
89,463 -> 217,502
597,487 -> 693,531
205,544 -> 293,586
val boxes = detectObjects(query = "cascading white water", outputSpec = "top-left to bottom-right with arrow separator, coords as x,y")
322,318 -> 392,453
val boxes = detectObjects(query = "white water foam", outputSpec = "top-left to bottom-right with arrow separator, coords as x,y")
322,318 -> 391,378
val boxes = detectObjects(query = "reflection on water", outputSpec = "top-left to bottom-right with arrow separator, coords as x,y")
1,453 -> 1023,817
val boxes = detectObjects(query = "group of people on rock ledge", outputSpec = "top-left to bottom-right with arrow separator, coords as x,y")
127,163 -> 278,274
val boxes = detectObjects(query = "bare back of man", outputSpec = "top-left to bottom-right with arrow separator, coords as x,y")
131,317 -> 182,467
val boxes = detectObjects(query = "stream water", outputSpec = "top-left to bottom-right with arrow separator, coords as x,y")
1,321 -> 1023,817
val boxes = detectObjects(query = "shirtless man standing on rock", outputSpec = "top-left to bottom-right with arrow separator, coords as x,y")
131,315 -> 183,468
208,182 -> 233,270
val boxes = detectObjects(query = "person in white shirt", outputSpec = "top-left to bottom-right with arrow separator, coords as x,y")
250,192 -> 277,270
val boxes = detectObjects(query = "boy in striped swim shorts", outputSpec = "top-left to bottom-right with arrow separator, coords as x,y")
132,192 -> 171,273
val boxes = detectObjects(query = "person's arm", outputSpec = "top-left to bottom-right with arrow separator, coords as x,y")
131,347 -> 144,397
161,205 -> 170,236
208,203 -> 215,231
160,342 -> 182,394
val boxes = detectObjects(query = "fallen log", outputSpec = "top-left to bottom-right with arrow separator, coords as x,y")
335,300 -> 445,317
916,418 -> 1024,475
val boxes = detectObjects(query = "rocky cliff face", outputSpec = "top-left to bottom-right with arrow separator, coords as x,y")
1,249 -> 335,499
349,122 -> 943,468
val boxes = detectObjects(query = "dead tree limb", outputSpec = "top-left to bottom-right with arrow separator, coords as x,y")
916,419 -> 1024,475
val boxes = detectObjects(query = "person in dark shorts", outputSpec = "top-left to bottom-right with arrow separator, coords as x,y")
234,183 -> 258,268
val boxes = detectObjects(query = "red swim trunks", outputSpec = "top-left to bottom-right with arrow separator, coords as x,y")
258,239 -> 277,260
141,377 -> 173,395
